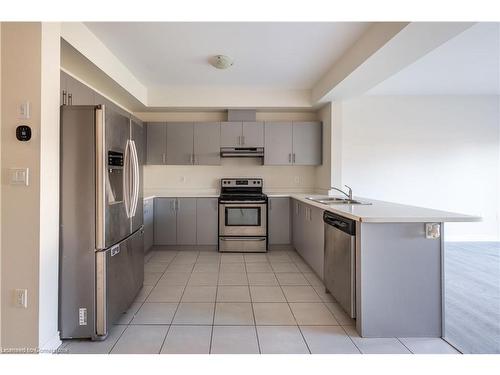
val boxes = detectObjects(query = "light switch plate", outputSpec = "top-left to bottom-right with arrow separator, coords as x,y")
14,289 -> 28,308
18,101 -> 30,119
9,168 -> 29,186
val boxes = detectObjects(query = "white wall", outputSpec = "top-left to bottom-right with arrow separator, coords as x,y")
341,95 -> 499,241
0,21 -> 3,349
38,22 -> 61,351
137,111 -> 322,196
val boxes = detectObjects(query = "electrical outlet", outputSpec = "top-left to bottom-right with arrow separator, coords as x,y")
180,176 -> 186,183
293,176 -> 300,185
14,289 -> 28,308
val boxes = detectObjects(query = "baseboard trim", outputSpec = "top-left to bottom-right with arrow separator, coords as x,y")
39,331 -> 62,354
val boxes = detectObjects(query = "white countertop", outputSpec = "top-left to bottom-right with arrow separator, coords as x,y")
143,191 -> 480,223
287,193 -> 481,223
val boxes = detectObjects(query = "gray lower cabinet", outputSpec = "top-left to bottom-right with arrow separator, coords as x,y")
196,198 -> 218,245
292,199 -> 324,278
269,197 -> 291,244
264,122 -> 293,165
167,122 -> 194,165
292,122 -> 322,165
292,200 -> 304,253
144,198 -> 154,252
176,198 -> 197,245
146,123 -> 167,165
154,198 -> 177,245
194,123 -> 221,165
153,197 -> 216,246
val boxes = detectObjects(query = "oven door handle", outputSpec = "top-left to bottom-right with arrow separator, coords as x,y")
220,238 -> 267,242
219,200 -> 267,204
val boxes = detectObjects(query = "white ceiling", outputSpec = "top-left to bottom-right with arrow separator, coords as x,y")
84,22 -> 371,89
367,22 -> 500,95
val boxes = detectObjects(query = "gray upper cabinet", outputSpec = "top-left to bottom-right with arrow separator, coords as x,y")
154,198 -> 177,245
220,121 -> 264,147
264,122 -> 293,165
242,122 -> 264,147
60,71 -> 68,106
66,76 -> 95,105
194,122 -> 221,165
220,122 -> 242,147
196,198 -> 218,245
292,122 -> 322,165
269,197 -> 291,245
167,122 -> 194,165
176,198 -> 197,245
61,71 -> 94,106
146,122 -> 167,165
264,121 -> 322,166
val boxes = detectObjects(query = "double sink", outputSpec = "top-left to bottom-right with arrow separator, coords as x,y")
305,196 -> 371,205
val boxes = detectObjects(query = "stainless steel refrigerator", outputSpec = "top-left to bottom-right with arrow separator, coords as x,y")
59,105 -> 144,340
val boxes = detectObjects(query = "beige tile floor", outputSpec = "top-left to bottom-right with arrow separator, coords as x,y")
60,247 -> 460,354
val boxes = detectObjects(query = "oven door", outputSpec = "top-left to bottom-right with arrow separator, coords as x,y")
219,202 -> 267,237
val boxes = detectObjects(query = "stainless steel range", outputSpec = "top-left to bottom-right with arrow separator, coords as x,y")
218,178 -> 268,253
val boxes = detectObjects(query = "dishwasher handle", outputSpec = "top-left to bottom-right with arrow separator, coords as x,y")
323,211 -> 356,235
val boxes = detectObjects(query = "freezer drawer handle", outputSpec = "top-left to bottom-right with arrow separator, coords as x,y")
110,245 -> 120,257
220,237 -> 266,241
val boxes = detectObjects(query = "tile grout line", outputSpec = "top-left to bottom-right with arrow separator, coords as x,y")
109,251 -> 178,353
245,260 -> 262,354
157,250 -> 194,354
273,251 -> 312,354
396,337 -> 415,354
208,254 -> 221,354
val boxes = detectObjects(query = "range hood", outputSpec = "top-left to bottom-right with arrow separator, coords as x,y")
220,147 -> 264,158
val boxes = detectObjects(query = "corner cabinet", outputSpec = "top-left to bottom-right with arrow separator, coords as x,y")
264,121 -> 322,166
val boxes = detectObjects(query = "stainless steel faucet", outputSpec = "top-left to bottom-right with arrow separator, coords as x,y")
331,185 -> 353,200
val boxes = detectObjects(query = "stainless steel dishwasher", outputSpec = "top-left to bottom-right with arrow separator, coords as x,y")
323,211 -> 356,319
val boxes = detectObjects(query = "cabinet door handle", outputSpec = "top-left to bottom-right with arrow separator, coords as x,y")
68,93 -> 73,105
242,135 -> 245,145
62,90 -> 67,105
162,153 -> 166,164
288,153 -> 291,163
175,199 -> 179,211
292,153 -> 296,163
237,135 -> 241,145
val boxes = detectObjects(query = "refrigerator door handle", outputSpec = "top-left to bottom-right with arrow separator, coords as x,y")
130,140 -> 140,218
96,107 -> 106,250
123,139 -> 132,219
